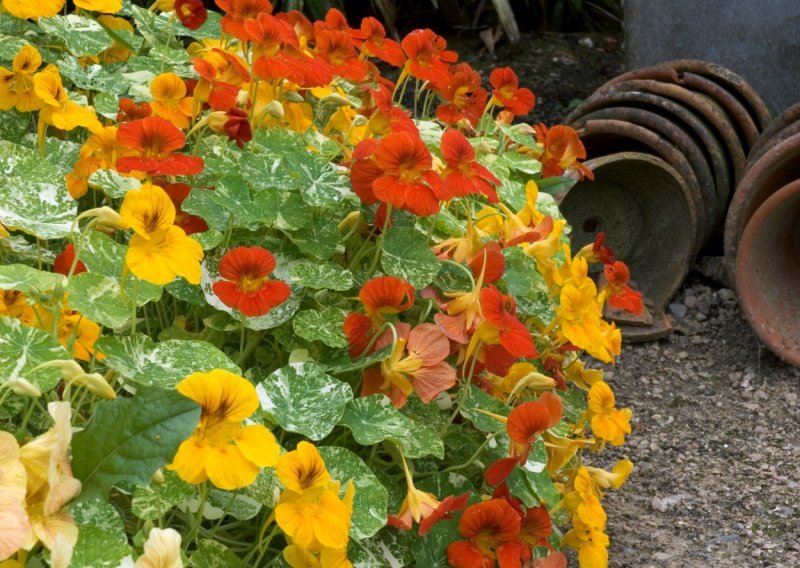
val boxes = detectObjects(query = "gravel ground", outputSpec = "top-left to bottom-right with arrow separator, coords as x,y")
598,261 -> 800,567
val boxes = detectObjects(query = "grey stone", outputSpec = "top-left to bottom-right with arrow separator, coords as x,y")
669,302 -> 688,318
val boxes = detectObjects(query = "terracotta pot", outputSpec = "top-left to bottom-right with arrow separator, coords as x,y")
580,79 -> 747,182
659,59 -> 773,131
577,118 -> 707,250
724,132 -> 800,283
565,90 -> 732,219
557,152 -> 698,341
747,101 -> 800,167
570,106 -> 719,236
735,180 -> 800,366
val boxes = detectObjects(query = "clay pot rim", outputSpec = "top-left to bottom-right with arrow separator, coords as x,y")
735,179 -> 800,366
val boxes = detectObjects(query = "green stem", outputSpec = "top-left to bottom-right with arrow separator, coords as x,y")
184,482 -> 209,551
367,204 -> 392,276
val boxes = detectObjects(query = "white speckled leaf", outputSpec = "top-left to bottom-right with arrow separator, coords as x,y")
57,56 -> 131,95
390,420 -> 445,459
0,34 -> 27,61
256,362 -> 352,440
0,264 -> 65,295
286,152 -> 353,207
207,489 -> 262,520
380,227 -> 441,288
339,395 -> 412,446
292,307 -> 348,348
96,334 -> 240,388
80,232 -> 163,305
318,446 -> 388,540
88,169 -> 141,198
0,107 -> 29,142
288,220 -> 341,260
500,151 -> 543,176
0,316 -> 70,392
67,272 -> 133,329
288,261 -> 354,291
69,498 -> 131,567
131,470 -> 194,521
191,539 -> 242,568
0,141 -> 76,239
39,15 -> 113,57
459,384 -> 509,433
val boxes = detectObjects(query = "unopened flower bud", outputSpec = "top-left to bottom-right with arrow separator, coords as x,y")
236,89 -> 249,107
6,378 -> 41,398
337,210 -> 362,231
75,206 -> 124,231
205,111 -> 229,132
351,114 -> 368,128
265,100 -> 284,119
320,93 -> 352,107
477,141 -> 493,155
79,372 -> 117,400
150,468 -> 165,485
283,90 -> 305,103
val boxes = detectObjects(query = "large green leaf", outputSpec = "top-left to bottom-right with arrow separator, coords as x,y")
0,316 -> 70,392
69,498 -> 131,568
0,141 -> 76,239
318,446 -> 388,540
292,307 -> 348,348
339,395 -> 412,446
207,489 -> 262,520
506,439 -> 561,509
96,334 -> 240,388
57,56 -> 131,95
0,107 -> 30,142
459,384 -> 509,433
251,189 -> 312,231
0,264 -> 65,295
285,152 -> 353,207
391,421 -> 445,459
87,169 -> 141,198
410,518 -> 460,567
39,15 -> 113,57
288,261 -> 354,291
288,220 -> 341,260
67,272 -> 132,329
191,539 -> 242,568
381,227 -> 441,288
79,232 -> 163,305
131,470 -> 195,521
72,386 -> 201,500
256,362 -> 352,440
182,188 -> 231,232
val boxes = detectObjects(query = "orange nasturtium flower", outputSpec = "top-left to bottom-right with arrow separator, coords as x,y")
34,66 -> 102,135
440,128 -> 501,202
216,0 -> 274,42
120,183 -> 204,285
74,0 -> 121,13
275,441 -> 354,553
586,381 -> 632,447
1,0 -> 64,19
169,369 -> 280,490
534,123 -> 593,180
446,499 -> 526,568
0,45 -> 42,112
66,126 -> 130,199
601,261 -> 643,316
149,73 -> 194,129
489,67 -> 535,116
116,116 -> 204,176
212,247 -> 291,318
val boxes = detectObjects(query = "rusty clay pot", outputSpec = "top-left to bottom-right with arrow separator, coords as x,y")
594,65 -> 760,149
581,79 -> 748,182
747,101 -> 800,167
557,151 -> 698,341
576,118 -> 707,251
735,179 -> 800,366
659,59 -> 773,131
570,106 -> 719,237
565,89 -> 733,218
724,131 -> 800,284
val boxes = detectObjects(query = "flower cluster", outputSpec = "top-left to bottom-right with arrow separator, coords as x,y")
0,1 -> 637,567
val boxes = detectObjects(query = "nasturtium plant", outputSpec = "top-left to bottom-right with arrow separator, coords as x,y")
0,3 -> 636,567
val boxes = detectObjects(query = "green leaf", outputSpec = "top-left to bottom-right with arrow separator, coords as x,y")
174,9 -> 223,39
88,169 -> 141,198
536,175 -> 577,196
289,220 -> 341,260
0,264 -> 65,295
0,141 -> 76,239
212,176 -> 260,224
292,307 -> 348,348
69,498 -> 131,567
500,151 -> 543,176
339,395 -> 412,446
286,152 -> 352,207
79,232 -> 163,305
391,421 -> 445,459
72,386 -> 201,500
256,362 -> 352,440
349,530 -> 412,568
96,335 -> 241,388
459,385 -> 509,433
251,189 -> 311,231
288,261 -> 354,291
243,467 -> 279,507
56,56 -> 130,95
410,518 -> 460,567
0,316 -> 70,392
380,227 -> 441,288
207,489 -> 262,520
67,272 -> 132,329
0,107 -> 30,142
510,439 -> 561,509
131,470 -> 195,521
502,246 -> 542,298
191,539 -> 242,568
182,188 -> 231,232
0,34 -> 27,62
130,5 -> 178,47
318,446 -> 388,540
39,15 -> 113,57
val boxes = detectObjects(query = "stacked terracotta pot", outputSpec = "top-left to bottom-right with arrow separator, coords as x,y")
725,102 -> 800,365
558,60 -> 772,340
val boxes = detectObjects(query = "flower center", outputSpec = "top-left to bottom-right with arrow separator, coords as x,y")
239,273 -> 267,294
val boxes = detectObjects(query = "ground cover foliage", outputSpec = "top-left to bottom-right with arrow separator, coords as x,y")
0,1 -> 639,566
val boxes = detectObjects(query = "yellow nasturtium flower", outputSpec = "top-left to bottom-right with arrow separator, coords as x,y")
34,66 -> 102,134
96,15 -> 135,62
0,45 -> 43,112
1,0 -> 64,19
150,73 -> 194,129
586,381 -> 632,446
168,369 -> 280,490
74,0 -> 122,14
120,184 -> 203,285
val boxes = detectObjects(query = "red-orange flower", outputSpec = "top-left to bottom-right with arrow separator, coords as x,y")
216,0 -> 273,41
116,116 -> 204,176
534,124 -> 593,180
360,17 -> 405,67
212,247 -> 291,317
446,499 -> 528,568
401,29 -> 454,89
364,84 -> 418,137
53,244 -> 87,276
117,97 -> 152,123
314,29 -> 368,82
359,275 -> 415,318
520,504 -> 552,550
221,108 -> 252,148
603,261 -> 643,315
440,129 -> 501,202
476,285 -> 537,359
193,49 -> 250,111
436,63 -> 487,128
175,0 -> 207,30
489,67 -> 535,116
